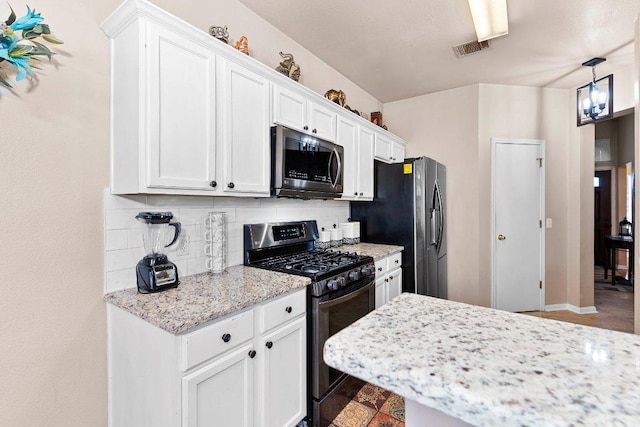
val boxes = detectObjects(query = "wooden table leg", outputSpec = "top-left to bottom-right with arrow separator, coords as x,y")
605,246 -> 609,280
611,247 -> 616,286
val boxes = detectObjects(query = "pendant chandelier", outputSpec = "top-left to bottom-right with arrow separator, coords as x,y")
577,57 -> 613,126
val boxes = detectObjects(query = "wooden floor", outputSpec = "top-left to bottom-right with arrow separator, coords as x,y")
523,267 -> 634,333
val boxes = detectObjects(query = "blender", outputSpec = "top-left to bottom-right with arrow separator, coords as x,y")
135,212 -> 182,293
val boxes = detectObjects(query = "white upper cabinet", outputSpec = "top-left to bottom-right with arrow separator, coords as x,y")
218,59 -> 271,195
273,85 -> 337,141
374,132 -> 405,164
358,126 -> 375,199
337,115 -> 358,199
146,23 -> 217,191
337,115 -> 374,201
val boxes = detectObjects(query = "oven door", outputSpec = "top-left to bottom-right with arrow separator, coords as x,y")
272,125 -> 343,198
311,278 -> 375,399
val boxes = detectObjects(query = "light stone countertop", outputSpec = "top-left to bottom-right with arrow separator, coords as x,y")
104,265 -> 310,335
329,242 -> 403,261
324,293 -> 640,427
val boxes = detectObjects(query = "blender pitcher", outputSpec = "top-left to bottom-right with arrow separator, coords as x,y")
135,212 -> 182,293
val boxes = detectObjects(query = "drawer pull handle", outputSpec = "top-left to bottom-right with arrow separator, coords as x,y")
266,341 -> 273,349
221,333 -> 231,343
248,350 -> 256,359
285,306 -> 293,313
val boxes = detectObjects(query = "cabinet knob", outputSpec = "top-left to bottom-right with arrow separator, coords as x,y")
210,180 -> 217,188
248,350 -> 256,359
389,156 -> 393,160
303,125 -> 309,131
385,278 -> 389,282
285,306 -> 292,313
266,341 -> 273,349
378,267 -> 382,272
227,182 -> 235,189
221,333 -> 231,343
389,276 -> 393,279
354,192 -> 358,196
395,260 -> 399,264
312,128 -> 317,134
359,192 -> 363,196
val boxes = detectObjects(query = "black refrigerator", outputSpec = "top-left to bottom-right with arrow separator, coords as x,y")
350,157 -> 447,298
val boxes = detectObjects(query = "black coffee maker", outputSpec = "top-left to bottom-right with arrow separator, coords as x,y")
135,212 -> 181,293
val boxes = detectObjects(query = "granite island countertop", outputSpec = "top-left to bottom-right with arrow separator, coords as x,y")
329,242 -> 403,261
324,293 -> 640,427
104,265 -> 310,335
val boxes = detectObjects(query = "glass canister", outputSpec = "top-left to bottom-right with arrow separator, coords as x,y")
204,212 -> 227,273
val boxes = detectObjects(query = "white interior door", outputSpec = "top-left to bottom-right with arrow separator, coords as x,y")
493,139 -> 544,312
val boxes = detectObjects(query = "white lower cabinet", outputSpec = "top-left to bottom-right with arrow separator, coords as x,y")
183,343 -> 254,427
374,252 -> 403,308
258,317 -> 307,427
107,289 -> 307,427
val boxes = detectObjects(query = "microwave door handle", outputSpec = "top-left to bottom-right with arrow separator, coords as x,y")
328,147 -> 342,188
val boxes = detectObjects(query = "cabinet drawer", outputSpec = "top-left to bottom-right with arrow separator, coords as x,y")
259,289 -> 306,333
183,309 -> 254,371
388,252 -> 402,270
374,259 -> 388,277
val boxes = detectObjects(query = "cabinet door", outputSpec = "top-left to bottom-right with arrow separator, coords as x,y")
258,316 -> 306,427
218,59 -> 271,195
272,85 -> 306,133
357,126 -> 375,199
336,116 -> 358,200
308,102 -> 337,142
387,268 -> 402,303
183,343 -> 254,427
146,23 -> 217,191
374,133 -> 393,163
375,277 -> 386,309
391,141 -> 405,163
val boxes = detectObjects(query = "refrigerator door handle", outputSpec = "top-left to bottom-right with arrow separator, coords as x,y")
435,180 -> 444,253
430,207 -> 437,246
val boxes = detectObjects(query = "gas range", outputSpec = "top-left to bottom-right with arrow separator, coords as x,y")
243,221 -> 375,296
243,220 -> 376,427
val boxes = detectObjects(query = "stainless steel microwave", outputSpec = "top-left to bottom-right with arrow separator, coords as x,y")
271,125 -> 343,199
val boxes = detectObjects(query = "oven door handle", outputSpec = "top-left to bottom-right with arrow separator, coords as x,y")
328,147 -> 342,188
318,281 -> 373,309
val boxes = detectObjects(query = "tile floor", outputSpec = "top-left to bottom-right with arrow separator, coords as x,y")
329,267 -> 634,426
329,376 -> 405,427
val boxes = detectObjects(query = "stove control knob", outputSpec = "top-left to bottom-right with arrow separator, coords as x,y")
361,267 -> 372,276
327,279 -> 339,290
336,277 -> 346,287
348,271 -> 360,281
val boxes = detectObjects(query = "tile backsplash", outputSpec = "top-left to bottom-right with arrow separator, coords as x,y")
103,189 -> 350,293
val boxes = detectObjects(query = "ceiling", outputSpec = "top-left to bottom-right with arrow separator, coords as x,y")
237,0 -> 640,102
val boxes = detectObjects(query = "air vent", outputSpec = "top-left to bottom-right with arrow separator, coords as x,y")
452,40 -> 491,58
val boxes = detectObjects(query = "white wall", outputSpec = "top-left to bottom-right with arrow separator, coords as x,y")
0,0 -> 382,425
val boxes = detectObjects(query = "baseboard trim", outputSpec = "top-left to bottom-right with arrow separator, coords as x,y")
545,304 -> 598,314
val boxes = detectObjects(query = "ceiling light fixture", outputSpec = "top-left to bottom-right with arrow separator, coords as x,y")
576,58 -> 613,127
467,0 -> 509,42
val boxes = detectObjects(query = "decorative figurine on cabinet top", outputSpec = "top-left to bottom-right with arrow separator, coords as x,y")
324,89 -> 346,107
275,52 -> 301,82
208,25 -> 229,43
234,35 -> 249,55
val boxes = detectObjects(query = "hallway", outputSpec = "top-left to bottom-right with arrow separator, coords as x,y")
524,267 -> 634,333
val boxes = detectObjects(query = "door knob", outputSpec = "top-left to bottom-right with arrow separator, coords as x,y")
498,234 -> 506,241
